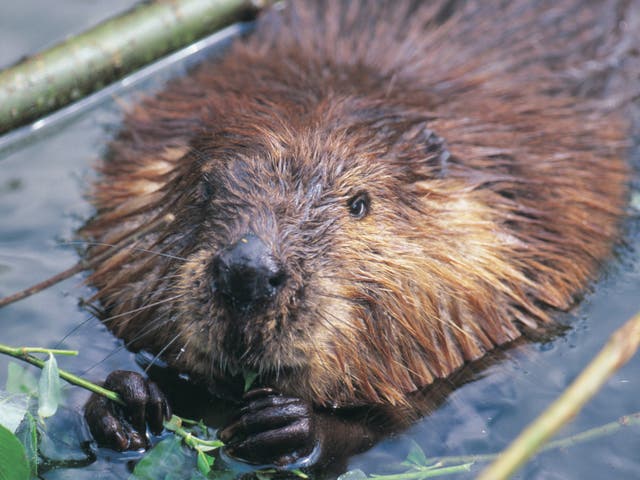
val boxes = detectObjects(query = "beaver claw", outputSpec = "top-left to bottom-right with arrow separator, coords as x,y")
84,370 -> 171,451
219,388 -> 318,466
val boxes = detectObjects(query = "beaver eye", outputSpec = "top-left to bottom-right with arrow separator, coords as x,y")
347,192 -> 370,219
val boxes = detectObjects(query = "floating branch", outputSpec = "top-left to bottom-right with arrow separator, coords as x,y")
0,0 -> 268,134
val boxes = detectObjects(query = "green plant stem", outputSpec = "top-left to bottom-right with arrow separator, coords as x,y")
164,416 -> 224,450
0,342 -> 224,452
477,312 -> 640,480
541,412 -> 640,451
3,334 -> 640,476
16,347 -> 78,356
424,411 -> 640,467
0,0 -> 268,134
425,454 -> 497,466
369,463 -> 473,479
0,343 -> 124,406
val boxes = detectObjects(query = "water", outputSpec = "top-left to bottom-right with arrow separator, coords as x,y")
0,0 -> 139,69
1,3 -> 640,479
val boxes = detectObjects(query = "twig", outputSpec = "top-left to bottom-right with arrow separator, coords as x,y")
0,213 -> 175,309
0,263 -> 85,309
477,311 -> 640,480
0,343 -> 124,406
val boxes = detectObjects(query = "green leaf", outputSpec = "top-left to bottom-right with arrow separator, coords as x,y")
130,436 -> 206,480
0,391 -> 29,433
242,371 -> 258,392
196,441 -> 224,453
0,423 -> 30,480
338,469 -> 368,480
405,440 -> 429,467
37,353 -> 61,418
5,363 -> 38,396
163,415 -> 183,432
14,413 -> 37,477
196,450 -> 212,475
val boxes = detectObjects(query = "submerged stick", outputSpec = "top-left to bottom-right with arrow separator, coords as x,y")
0,0 -> 267,135
0,213 -> 175,309
477,311 -> 640,480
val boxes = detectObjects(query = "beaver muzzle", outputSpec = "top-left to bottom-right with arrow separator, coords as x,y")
211,233 -> 287,313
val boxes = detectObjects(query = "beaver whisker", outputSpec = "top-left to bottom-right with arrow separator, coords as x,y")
65,240 -> 188,262
56,292 -> 185,350
98,293 -> 186,326
238,344 -> 254,363
314,291 -> 361,305
77,311 -> 175,377
117,311 -> 177,353
55,314 -> 100,348
214,343 -> 228,377
143,331 -> 185,373
315,274 -> 380,285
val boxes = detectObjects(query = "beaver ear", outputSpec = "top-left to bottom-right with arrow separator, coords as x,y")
199,182 -> 214,201
422,127 -> 451,178
197,173 -> 215,201
416,124 -> 450,178
191,161 -> 215,202
395,122 -> 451,179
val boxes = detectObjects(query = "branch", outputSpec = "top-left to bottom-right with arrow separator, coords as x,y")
0,0 -> 268,135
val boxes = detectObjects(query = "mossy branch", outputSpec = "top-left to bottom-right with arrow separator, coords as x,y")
0,0 -> 268,135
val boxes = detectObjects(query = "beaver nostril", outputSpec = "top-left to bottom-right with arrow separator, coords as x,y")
212,233 -> 286,311
268,270 -> 287,289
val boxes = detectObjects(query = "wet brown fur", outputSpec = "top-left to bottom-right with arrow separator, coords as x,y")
82,0 -> 636,409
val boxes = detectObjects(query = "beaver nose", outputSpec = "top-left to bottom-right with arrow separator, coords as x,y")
212,234 -> 286,311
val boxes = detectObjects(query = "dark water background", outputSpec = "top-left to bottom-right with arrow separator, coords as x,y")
1,2 -> 640,479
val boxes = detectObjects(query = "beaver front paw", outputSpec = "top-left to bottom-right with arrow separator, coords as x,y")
219,388 -> 318,467
84,370 -> 171,451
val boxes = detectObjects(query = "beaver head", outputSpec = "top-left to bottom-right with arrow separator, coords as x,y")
83,0 -> 629,409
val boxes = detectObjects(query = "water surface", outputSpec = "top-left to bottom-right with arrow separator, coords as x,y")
1,3 -> 639,479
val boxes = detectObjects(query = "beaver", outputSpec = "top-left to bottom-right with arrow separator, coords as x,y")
82,0 -> 636,469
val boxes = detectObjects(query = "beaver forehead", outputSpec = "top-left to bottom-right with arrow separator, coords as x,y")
205,132 -> 395,207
